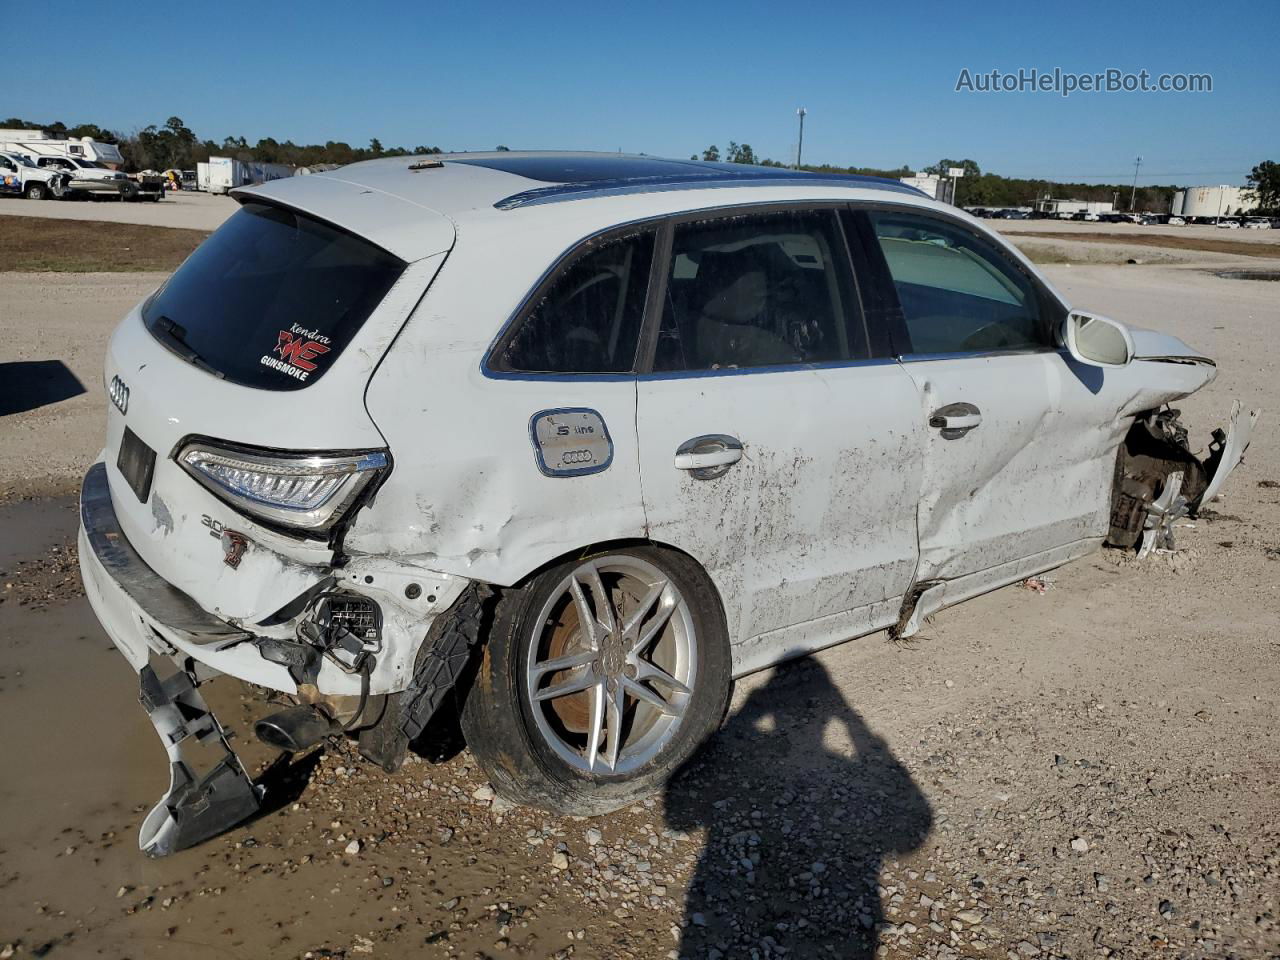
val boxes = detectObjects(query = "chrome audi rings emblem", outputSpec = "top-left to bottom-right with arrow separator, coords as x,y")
109,375 -> 130,415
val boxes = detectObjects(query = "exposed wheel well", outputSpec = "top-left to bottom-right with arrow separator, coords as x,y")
1107,408 -> 1208,549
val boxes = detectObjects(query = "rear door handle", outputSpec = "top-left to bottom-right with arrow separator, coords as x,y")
929,402 -> 982,439
674,434 -> 743,479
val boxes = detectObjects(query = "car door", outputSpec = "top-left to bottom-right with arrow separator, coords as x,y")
849,206 -> 1104,591
636,206 -> 923,672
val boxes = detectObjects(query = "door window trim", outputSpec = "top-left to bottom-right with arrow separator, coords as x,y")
481,197 -> 1067,382
635,201 -> 879,379
846,201 -> 1070,362
481,216 -> 667,382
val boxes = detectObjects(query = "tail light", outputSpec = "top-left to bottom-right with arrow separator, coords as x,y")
176,440 -> 388,534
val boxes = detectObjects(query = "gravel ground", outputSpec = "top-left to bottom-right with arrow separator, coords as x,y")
0,248 -> 1277,960
0,271 -> 168,501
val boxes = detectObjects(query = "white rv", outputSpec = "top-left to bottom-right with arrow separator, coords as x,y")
0,130 -> 126,168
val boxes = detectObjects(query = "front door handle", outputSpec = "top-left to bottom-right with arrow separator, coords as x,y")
674,434 -> 743,480
929,402 -> 982,439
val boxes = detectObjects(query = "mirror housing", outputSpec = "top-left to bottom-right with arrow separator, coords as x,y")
1062,311 -> 1134,368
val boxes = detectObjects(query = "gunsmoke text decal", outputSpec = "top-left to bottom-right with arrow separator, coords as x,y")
260,324 -> 332,382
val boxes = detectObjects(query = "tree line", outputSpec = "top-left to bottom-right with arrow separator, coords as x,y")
6,116 -> 1273,213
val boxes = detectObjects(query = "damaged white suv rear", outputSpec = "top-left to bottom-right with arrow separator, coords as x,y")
78,153 -> 1259,856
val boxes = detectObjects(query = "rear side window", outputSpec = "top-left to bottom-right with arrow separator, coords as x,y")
142,202 -> 405,390
494,231 -> 655,373
654,209 -> 866,372
867,211 -> 1049,354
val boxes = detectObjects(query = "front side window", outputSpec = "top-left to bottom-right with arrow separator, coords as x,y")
867,211 -> 1050,354
142,201 -> 405,390
654,209 -> 866,372
495,231 -> 654,373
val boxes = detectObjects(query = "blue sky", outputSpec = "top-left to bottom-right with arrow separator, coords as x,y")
6,0 -> 1276,186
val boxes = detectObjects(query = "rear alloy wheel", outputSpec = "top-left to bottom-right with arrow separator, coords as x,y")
461,547 -> 731,815
23,182 -> 46,201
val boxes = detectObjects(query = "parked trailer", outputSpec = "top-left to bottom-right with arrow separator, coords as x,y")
206,156 -> 294,194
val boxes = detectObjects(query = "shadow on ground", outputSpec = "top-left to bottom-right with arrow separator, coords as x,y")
0,359 -> 86,415
665,657 -> 932,959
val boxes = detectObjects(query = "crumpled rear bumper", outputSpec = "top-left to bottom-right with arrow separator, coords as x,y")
78,461 -> 298,692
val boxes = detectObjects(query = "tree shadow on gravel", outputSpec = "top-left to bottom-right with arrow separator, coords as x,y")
665,657 -> 932,959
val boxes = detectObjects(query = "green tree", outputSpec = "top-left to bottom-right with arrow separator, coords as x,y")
1244,160 -> 1280,214
701,145 -> 720,161
726,142 -> 756,164
369,138 -> 384,156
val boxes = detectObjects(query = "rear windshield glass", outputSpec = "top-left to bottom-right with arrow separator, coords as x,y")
142,201 -> 405,390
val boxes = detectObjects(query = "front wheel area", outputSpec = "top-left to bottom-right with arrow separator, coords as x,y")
461,547 -> 732,816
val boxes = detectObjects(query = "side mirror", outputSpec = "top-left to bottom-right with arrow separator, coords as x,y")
1062,311 -> 1134,367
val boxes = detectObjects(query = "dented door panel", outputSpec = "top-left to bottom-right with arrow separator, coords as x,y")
636,362 -> 923,667
906,347 -> 1222,585
905,352 -> 1065,582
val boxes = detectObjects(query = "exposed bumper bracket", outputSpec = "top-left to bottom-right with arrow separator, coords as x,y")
137,665 -> 262,857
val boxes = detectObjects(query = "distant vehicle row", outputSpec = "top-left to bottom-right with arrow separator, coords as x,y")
967,206 -> 1276,229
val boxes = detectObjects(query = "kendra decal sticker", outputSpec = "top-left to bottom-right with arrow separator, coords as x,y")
260,324 -> 332,382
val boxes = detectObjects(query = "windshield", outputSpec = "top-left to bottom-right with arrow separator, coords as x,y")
142,202 -> 406,390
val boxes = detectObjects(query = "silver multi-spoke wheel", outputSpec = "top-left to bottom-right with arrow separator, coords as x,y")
524,555 -> 697,775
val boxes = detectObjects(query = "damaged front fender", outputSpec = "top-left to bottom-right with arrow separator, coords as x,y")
1109,400 -> 1261,556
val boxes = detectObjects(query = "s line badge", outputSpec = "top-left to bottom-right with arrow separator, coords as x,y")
528,408 -> 613,477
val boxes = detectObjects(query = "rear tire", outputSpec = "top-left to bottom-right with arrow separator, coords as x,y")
22,182 -> 45,201
461,546 -> 731,816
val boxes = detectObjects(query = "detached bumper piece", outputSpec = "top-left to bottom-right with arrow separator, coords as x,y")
137,665 -> 262,857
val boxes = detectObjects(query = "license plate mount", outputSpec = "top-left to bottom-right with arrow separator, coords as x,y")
117,427 -> 157,503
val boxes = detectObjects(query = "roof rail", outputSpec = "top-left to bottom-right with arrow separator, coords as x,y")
494,172 -> 927,211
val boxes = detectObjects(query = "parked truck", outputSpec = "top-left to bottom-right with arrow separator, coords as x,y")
0,151 -> 70,200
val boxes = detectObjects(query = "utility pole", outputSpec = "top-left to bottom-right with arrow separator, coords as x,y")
1130,155 -> 1142,211
795,108 -> 807,169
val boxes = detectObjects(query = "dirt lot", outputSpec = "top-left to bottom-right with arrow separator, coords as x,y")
0,225 -> 1278,960
0,217 -> 208,272
1015,231 -> 1280,261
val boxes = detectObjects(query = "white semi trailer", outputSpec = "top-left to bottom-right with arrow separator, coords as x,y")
204,156 -> 294,194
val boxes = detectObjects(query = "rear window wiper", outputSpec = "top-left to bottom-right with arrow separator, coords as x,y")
151,315 -> 226,380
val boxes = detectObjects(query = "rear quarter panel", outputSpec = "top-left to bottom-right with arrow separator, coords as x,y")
351,211 -> 649,585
